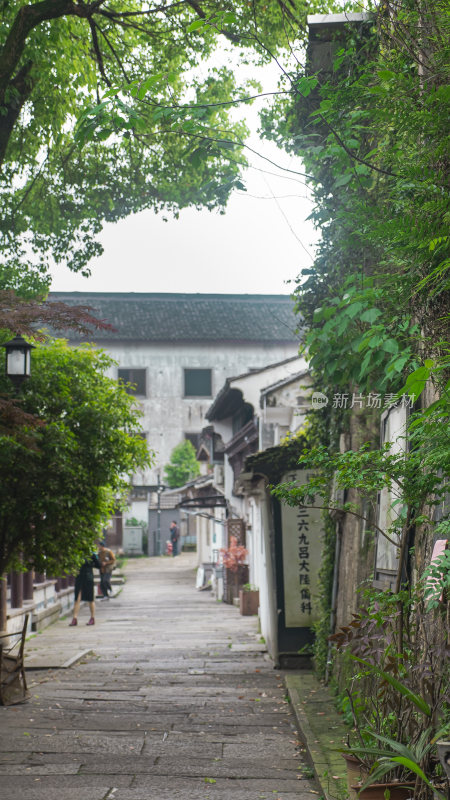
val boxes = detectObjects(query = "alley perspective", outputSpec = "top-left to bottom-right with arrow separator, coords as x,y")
1,4 -> 448,800
0,555 -> 320,800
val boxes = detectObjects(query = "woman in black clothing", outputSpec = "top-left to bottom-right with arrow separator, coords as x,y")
69,553 -> 101,626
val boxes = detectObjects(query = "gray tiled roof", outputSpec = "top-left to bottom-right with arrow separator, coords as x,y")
48,292 -> 300,343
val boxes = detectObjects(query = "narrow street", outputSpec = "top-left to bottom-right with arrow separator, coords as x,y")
0,554 -> 318,800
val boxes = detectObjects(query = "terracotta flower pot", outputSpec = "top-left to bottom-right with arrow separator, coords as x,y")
342,755 -> 415,800
342,753 -> 369,800
350,781 -> 415,799
239,588 -> 259,616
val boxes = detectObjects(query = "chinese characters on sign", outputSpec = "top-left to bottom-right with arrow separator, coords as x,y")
332,392 -> 415,409
280,470 -> 324,628
311,392 -> 415,410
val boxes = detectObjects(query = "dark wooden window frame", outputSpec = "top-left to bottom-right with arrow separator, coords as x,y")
184,368 -> 212,398
118,368 -> 147,397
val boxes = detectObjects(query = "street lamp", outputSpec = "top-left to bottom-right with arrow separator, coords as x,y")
2,335 -> 35,390
156,471 -> 163,556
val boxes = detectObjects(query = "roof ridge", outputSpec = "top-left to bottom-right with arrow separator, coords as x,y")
49,292 -> 294,300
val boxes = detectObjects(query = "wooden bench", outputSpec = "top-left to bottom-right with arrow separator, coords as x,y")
0,613 -> 30,705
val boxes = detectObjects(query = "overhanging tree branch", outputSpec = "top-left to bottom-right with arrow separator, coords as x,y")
88,16 -> 111,86
0,59 -> 33,167
0,1 -> 99,102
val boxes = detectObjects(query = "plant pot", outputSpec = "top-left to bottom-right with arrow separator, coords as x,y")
342,753 -> 369,800
239,588 -> 259,616
350,781 -> 415,799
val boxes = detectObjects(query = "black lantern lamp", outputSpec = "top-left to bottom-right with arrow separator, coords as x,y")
2,335 -> 35,390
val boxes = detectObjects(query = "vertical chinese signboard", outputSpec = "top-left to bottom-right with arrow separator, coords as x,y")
280,470 -> 324,629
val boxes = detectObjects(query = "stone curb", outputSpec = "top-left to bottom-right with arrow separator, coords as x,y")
26,648 -> 93,671
285,672 -> 349,800
61,648 -> 93,669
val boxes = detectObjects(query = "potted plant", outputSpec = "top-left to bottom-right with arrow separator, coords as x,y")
331,591 -> 450,800
340,715 -> 448,799
239,583 -> 259,616
220,536 -> 248,604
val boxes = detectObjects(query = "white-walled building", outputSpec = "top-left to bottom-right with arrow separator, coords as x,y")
50,292 -> 301,521
206,357 -> 311,519
187,357 -> 314,664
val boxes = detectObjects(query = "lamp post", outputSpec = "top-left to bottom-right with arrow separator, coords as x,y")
0,335 -> 35,632
156,472 -> 162,556
2,335 -> 35,391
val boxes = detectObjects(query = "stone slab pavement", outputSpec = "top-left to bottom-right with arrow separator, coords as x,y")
0,554 -> 320,800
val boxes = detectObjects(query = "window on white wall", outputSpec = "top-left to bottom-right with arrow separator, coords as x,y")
118,368 -> 146,396
184,432 -> 201,450
184,368 -> 212,397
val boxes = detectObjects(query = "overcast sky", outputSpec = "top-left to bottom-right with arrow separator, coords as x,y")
50,57 -> 318,297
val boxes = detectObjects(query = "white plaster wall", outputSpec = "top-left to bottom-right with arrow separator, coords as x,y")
128,499 -> 148,523
261,373 -> 312,445
197,515 -> 210,565
377,404 -> 408,571
260,489 -> 279,662
215,513 -> 227,554
99,340 -> 298,483
230,356 -> 308,411
193,508 -> 227,568
269,374 -> 312,411
248,497 -> 265,593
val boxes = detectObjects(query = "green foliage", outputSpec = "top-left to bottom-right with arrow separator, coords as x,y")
261,3 -> 449,397
163,439 -> 200,488
344,726 -> 449,798
0,0 -> 323,294
246,430 -> 308,484
0,339 -> 151,575
330,584 -> 450,795
312,507 -> 336,679
349,655 -> 432,718
423,551 -> 450,611
301,278 -> 420,392
125,517 -> 147,530
273,427 -> 447,556
261,3 -> 449,716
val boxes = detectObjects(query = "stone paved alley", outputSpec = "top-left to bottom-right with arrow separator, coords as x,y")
0,554 -> 319,800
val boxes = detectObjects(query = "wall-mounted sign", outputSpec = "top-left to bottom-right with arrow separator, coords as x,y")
280,470 -> 324,628
123,526 -> 143,555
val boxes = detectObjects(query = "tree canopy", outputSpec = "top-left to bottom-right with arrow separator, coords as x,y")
0,289 -> 111,427
0,339 -> 150,576
164,439 -> 200,488
260,3 -> 449,395
0,0 -> 318,295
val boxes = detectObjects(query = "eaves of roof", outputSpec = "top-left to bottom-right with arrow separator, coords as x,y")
219,354 -> 302,385
206,381 -> 244,422
260,369 -> 310,399
164,473 -> 217,495
206,357 -> 306,422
